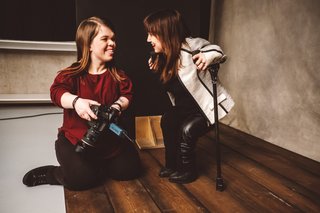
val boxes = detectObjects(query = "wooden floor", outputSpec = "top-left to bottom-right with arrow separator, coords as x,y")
64,124 -> 320,213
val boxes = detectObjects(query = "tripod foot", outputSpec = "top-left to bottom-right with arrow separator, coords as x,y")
216,177 -> 226,191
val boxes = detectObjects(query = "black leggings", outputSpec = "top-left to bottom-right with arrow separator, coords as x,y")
51,133 -> 141,190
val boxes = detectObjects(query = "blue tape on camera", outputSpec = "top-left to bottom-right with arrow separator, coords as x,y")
109,123 -> 123,136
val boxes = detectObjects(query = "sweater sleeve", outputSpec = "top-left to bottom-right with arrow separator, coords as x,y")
50,72 -> 76,108
118,71 -> 133,103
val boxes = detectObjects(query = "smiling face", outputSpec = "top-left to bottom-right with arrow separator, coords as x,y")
147,33 -> 163,53
90,24 -> 116,63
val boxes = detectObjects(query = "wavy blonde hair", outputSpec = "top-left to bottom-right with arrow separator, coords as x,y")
60,17 -> 123,81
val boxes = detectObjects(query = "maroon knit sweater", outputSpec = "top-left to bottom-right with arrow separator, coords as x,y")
50,69 -> 133,156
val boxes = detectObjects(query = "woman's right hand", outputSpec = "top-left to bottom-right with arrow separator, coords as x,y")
148,58 -> 156,70
192,52 -> 208,71
74,98 -> 100,121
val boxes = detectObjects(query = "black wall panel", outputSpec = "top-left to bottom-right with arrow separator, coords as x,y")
0,0 -> 76,41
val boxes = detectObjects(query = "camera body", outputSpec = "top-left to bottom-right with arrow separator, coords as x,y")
75,105 -> 118,153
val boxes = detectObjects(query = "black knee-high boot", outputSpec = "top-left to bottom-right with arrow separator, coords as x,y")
169,140 -> 198,184
169,122 -> 198,184
168,113 -> 208,183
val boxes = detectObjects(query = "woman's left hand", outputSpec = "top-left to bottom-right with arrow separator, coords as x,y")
192,52 -> 207,71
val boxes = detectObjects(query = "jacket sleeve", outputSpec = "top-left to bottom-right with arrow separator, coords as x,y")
191,37 -> 224,65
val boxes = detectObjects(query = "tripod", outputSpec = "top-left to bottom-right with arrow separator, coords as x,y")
208,57 -> 227,191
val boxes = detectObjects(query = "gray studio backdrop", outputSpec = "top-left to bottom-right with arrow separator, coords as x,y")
210,0 -> 320,162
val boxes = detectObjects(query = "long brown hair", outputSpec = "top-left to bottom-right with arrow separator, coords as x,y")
143,9 -> 190,83
60,17 -> 123,81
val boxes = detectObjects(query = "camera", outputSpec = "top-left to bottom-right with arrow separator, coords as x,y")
75,104 -> 132,153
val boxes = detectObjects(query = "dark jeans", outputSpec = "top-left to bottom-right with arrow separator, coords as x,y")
160,107 -> 210,171
51,133 -> 141,191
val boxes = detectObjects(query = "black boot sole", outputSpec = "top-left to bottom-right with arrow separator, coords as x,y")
168,174 -> 198,184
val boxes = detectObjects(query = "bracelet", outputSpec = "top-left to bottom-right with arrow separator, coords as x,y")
72,96 -> 80,109
112,102 -> 122,111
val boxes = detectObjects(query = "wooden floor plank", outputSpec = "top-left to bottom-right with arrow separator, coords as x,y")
138,150 -> 208,212
212,126 -> 320,196
198,135 -> 320,212
219,124 -> 320,177
65,185 -> 114,213
195,145 -> 301,212
103,179 -> 160,213
149,148 -> 250,213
